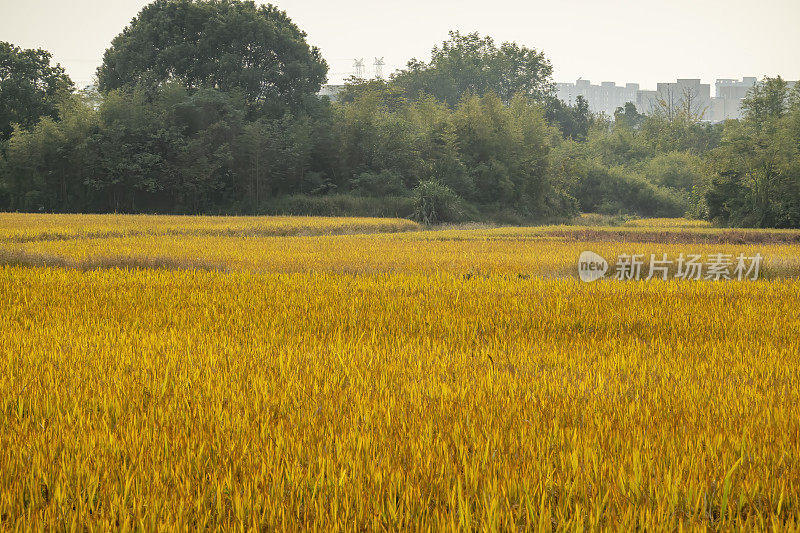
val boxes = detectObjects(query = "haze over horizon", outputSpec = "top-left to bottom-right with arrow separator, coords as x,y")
1,0 -> 798,92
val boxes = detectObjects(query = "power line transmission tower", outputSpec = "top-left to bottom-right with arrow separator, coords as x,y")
353,59 -> 365,79
374,57 -> 385,79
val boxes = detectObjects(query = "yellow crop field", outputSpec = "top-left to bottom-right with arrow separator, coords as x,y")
0,213 -> 420,243
5,232 -> 800,280
1,213 -> 800,530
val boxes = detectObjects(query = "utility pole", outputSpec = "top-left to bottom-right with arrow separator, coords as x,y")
374,57 -> 385,80
353,59 -> 365,79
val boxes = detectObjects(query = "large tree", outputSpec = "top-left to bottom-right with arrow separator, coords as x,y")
392,31 -> 553,106
97,0 -> 328,115
0,42 -> 74,141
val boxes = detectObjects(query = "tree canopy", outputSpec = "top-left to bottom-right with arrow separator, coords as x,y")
392,31 -> 553,106
0,42 -> 73,141
97,0 -> 328,115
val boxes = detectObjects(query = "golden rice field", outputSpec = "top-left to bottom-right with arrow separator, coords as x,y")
1,213 -> 800,530
0,213 -> 420,243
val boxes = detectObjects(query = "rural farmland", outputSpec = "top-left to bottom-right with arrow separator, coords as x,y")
1,214 -> 799,529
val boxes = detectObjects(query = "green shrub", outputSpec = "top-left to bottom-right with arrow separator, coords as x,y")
411,180 -> 466,224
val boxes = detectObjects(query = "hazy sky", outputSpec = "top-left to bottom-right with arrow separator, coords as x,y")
1,0 -> 798,92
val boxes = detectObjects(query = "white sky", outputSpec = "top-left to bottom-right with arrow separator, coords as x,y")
1,0 -> 798,92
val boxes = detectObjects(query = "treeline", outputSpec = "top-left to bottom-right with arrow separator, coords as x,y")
551,80 -> 800,227
0,85 -> 569,221
0,0 -> 798,227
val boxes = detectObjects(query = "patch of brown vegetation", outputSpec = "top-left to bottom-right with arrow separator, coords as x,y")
544,228 -> 800,245
0,248 -> 225,272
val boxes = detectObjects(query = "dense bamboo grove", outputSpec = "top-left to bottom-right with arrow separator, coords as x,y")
1,214 -> 800,530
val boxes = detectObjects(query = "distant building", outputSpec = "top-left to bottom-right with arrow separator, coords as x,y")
656,79 -> 712,120
555,79 -> 640,116
709,78 -> 797,122
318,84 -> 346,102
557,76 -> 799,123
716,77 -> 758,100
709,77 -> 757,122
636,90 -> 659,114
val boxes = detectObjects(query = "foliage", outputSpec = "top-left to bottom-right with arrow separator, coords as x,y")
97,0 -> 327,116
333,78 -> 409,111
261,193 -> 415,218
329,89 -> 561,222
411,179 -> 465,224
0,41 -> 74,141
546,95 -> 592,141
641,151 -> 709,218
549,139 -> 687,217
613,102 -> 645,130
706,77 -> 800,227
2,87 -> 333,214
350,170 -> 408,197
392,31 -> 553,106
3,97 -> 98,212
